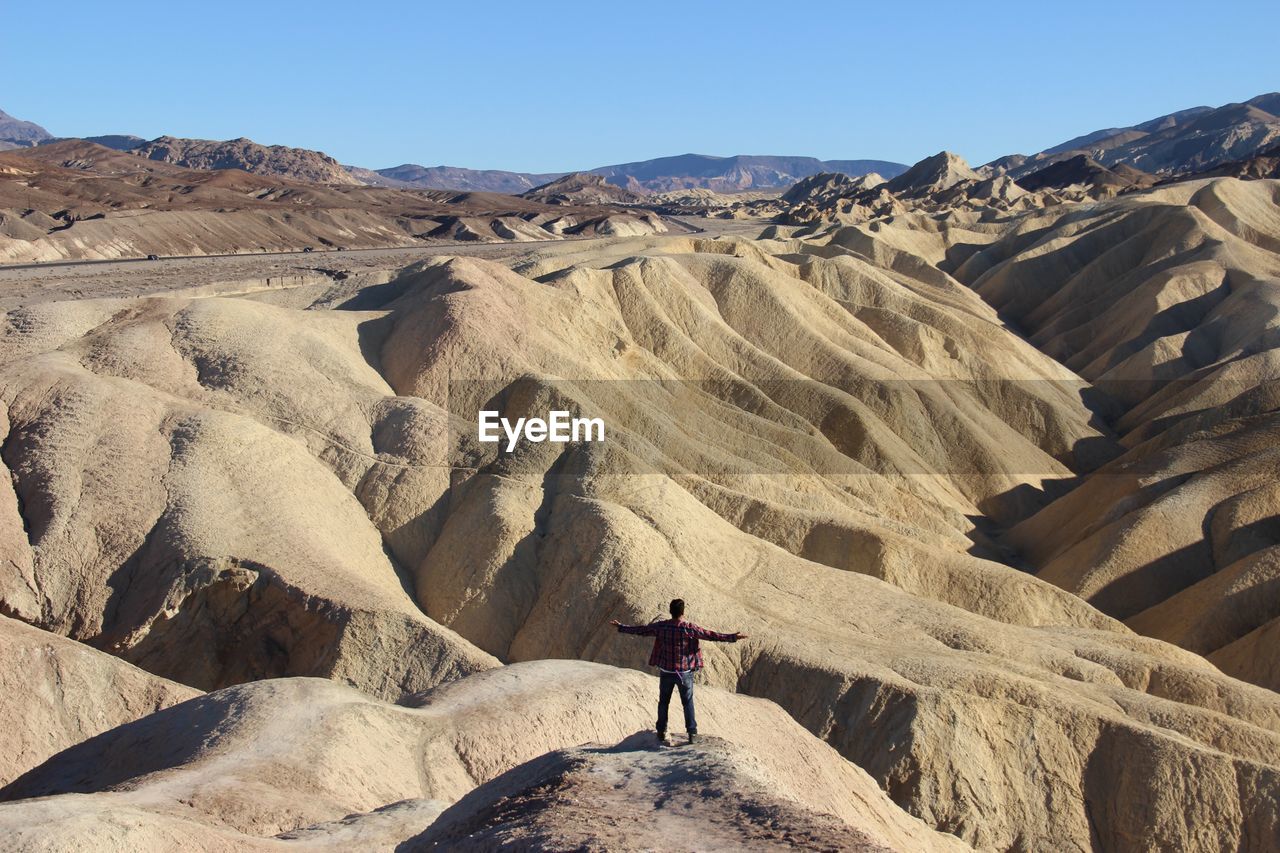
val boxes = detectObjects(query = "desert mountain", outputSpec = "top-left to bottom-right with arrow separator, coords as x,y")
0,108 -> 906,193
81,134 -> 146,151
781,171 -> 886,205
366,154 -> 907,193
951,177 -> 1280,692
988,92 -> 1280,178
519,172 -> 644,205
0,108 -> 52,149
369,163 -> 564,193
587,153 -> 905,192
7,92 -> 1280,850
129,135 -> 364,185
762,150 -> 1051,226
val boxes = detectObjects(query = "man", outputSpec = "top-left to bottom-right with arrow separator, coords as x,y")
611,599 -> 747,746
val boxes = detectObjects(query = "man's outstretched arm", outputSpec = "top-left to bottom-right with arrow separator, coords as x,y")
692,624 -> 748,642
610,618 -> 657,636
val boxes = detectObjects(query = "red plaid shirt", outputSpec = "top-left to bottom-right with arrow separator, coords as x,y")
617,618 -> 739,671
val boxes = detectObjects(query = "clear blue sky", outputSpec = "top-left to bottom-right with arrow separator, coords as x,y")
4,1 -> 1277,172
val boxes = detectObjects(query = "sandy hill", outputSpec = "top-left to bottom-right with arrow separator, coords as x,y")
129,135 -> 363,185
412,735 -> 910,851
884,151 -> 979,196
8,95 -> 1280,849
767,151 -> 1049,226
953,177 -> 1280,692
781,171 -> 885,205
0,615 -> 197,787
520,171 -> 644,205
0,660 -> 960,851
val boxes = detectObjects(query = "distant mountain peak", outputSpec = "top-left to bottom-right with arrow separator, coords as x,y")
0,108 -> 53,147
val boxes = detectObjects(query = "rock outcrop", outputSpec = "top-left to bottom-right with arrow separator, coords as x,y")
520,172 -> 645,205
129,135 -> 363,185
885,152 -> 980,196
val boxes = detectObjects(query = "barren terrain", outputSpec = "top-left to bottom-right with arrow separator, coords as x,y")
2,103 -> 1280,850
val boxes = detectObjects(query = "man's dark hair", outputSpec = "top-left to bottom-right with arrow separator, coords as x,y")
670,598 -> 685,618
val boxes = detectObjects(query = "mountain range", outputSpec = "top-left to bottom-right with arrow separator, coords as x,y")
2,92 -> 1277,194
0,111 -> 906,193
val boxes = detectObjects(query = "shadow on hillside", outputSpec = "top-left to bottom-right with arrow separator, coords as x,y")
0,689 -> 232,801
963,388 -> 1128,567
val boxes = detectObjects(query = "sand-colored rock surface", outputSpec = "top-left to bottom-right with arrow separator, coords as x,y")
5,107 -> 1280,853
951,178 -> 1280,690
0,293 -> 499,698
0,661 -> 962,851
0,615 -> 198,787
5,198 -> 1280,849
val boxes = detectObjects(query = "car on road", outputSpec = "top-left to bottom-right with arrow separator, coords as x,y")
146,254 -> 160,261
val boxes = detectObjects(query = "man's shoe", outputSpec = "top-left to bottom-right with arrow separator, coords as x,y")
687,733 -> 697,745
656,731 -> 669,747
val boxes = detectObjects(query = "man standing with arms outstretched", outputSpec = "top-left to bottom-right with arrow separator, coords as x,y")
611,599 -> 747,746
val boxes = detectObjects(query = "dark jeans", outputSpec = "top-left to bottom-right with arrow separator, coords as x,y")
656,670 -> 696,735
